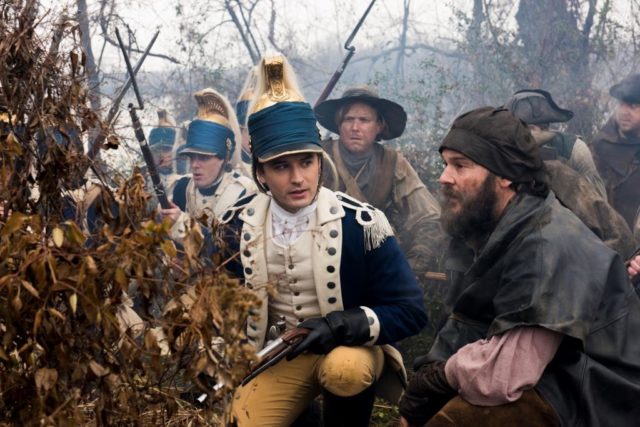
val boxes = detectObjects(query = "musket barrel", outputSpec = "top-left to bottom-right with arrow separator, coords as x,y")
313,0 -> 376,106
128,105 -> 171,209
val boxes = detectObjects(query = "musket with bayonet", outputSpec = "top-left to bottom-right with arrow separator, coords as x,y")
313,0 -> 377,108
113,27 -> 171,209
86,30 -> 160,163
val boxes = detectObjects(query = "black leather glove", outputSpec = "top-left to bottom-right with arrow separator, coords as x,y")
287,308 -> 371,359
399,361 -> 456,426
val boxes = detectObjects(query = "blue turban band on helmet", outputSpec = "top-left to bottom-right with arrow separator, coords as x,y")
149,127 -> 176,149
180,119 -> 234,158
248,102 -> 321,161
236,100 -> 249,127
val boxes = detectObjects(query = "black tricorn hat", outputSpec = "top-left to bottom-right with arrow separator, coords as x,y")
609,74 -> 640,104
504,89 -> 574,125
314,86 -> 407,140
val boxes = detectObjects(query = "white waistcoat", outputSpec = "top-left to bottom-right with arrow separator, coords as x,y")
226,187 -> 406,403
169,169 -> 255,242
239,188 -> 345,349
185,170 -> 255,222
266,212 -> 322,330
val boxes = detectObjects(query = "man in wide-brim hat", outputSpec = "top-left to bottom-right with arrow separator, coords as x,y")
314,86 -> 442,278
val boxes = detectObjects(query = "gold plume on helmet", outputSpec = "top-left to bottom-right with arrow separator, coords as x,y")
250,55 -> 304,114
194,88 -> 231,127
238,66 -> 258,102
156,109 -> 176,127
239,88 -> 254,102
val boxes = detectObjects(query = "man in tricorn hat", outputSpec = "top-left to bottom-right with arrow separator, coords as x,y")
159,88 -> 255,244
505,89 -> 606,198
223,55 -> 427,426
591,74 -> 640,233
505,89 -> 635,258
398,107 -> 640,427
314,87 -> 442,277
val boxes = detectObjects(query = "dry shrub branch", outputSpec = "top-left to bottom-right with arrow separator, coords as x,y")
0,2 -> 257,425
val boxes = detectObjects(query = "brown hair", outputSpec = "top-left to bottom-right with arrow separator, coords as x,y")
252,152 -> 334,195
333,101 -> 388,141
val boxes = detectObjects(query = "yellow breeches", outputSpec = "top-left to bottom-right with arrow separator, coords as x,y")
231,346 -> 384,427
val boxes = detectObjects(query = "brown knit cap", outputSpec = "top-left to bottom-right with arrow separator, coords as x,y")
439,107 -> 547,189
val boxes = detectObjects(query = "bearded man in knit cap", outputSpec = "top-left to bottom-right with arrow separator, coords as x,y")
398,107 -> 640,427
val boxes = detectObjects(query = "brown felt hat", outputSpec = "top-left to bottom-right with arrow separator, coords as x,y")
504,89 -> 573,125
313,86 -> 407,140
610,74 -> 640,104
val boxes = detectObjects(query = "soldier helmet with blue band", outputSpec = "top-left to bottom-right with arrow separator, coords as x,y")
247,56 -> 323,163
178,88 -> 241,166
149,109 -> 177,151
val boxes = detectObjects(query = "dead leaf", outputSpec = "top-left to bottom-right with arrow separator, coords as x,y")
89,360 -> 109,377
11,294 -> 22,311
114,267 -> 126,287
1,212 -> 28,237
21,280 -> 40,298
33,309 -> 43,335
52,227 -> 64,247
161,239 -> 177,258
47,307 -> 66,322
69,293 -> 77,314
83,255 -> 97,275
34,367 -> 58,392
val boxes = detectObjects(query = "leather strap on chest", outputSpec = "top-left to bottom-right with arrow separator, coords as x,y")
330,140 -> 397,208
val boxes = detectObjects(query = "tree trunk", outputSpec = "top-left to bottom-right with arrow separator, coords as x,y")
77,0 -> 101,113
515,0 -> 597,137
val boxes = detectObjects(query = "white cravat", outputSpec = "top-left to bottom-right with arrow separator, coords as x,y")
270,199 -> 317,246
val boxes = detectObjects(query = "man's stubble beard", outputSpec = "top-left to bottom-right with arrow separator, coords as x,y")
440,174 -> 500,242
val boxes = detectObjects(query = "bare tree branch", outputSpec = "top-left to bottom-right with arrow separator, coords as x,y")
235,0 -> 261,58
353,42 -> 464,65
77,0 -> 101,111
395,0 -> 410,84
96,5 -> 181,65
225,0 -> 260,64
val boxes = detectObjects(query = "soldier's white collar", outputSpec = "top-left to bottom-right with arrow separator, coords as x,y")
270,199 -> 317,245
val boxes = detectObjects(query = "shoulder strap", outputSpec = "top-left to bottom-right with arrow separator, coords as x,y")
336,192 -> 394,251
367,144 -> 398,208
548,132 -> 577,161
219,193 -> 257,224
172,176 -> 191,211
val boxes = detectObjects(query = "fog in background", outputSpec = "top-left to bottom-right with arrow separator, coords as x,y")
53,0 -> 640,185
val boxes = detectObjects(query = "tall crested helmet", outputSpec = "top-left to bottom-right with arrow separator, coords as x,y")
148,109 -> 177,151
179,88 -> 240,161
247,54 -> 322,163
236,66 -> 258,128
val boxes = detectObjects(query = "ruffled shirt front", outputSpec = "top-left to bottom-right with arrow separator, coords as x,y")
270,199 -> 317,246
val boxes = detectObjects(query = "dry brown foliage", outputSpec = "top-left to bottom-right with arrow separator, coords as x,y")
0,2 -> 257,425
